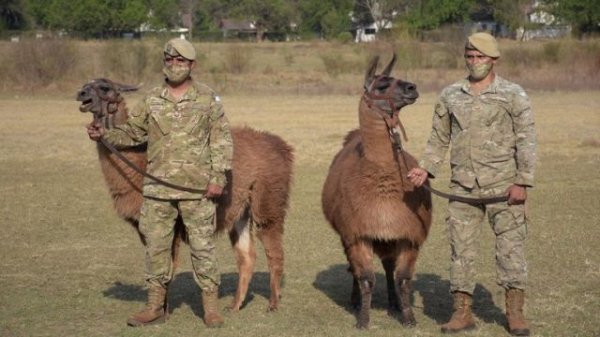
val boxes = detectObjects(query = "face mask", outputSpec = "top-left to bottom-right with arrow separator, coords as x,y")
163,64 -> 191,85
466,62 -> 492,81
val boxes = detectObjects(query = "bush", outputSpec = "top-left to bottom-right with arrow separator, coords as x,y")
319,52 -> 361,78
99,40 -> 161,83
223,44 -> 252,74
1,38 -> 79,92
335,32 -> 354,44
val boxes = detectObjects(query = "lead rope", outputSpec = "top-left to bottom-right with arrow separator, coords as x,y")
99,137 -> 206,194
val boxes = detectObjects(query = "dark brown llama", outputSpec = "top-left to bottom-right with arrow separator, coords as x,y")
321,55 -> 432,328
76,78 -> 294,312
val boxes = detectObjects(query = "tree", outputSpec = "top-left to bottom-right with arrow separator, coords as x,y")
41,0 -> 149,37
541,0 -> 600,37
353,0 -> 409,32
193,0 -> 238,32
489,0 -> 541,39
298,0 -> 353,39
145,0 -> 179,30
1,0 -> 28,30
401,0 -> 475,31
233,0 -> 298,41
109,0 -> 149,33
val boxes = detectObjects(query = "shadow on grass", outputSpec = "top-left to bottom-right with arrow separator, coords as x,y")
313,264 -> 505,326
102,271 -> 273,317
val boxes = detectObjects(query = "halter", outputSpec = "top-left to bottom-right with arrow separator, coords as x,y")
89,79 -> 124,128
362,76 -> 408,143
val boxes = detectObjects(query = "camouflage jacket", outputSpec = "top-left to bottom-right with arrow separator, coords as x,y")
104,81 -> 233,199
419,75 -> 536,189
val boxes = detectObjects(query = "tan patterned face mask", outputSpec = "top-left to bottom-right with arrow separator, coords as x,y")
163,64 -> 191,84
467,62 -> 492,81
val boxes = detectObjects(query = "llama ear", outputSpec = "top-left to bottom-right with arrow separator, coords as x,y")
364,55 -> 380,91
116,83 -> 140,92
113,82 -> 140,92
382,53 -> 397,77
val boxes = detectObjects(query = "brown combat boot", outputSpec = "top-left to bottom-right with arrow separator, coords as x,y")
506,288 -> 530,336
201,289 -> 224,328
126,285 -> 168,327
441,291 -> 476,334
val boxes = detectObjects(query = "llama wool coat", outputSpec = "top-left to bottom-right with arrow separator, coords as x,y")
103,81 -> 234,200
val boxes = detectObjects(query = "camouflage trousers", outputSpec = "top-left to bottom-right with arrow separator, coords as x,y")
139,197 -> 220,292
447,182 -> 528,294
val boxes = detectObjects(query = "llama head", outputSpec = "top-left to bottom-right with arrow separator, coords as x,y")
76,78 -> 138,120
363,53 -> 419,113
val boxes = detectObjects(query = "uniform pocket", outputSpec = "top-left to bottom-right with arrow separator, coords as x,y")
183,104 -> 210,134
150,113 -> 171,135
492,204 -> 526,235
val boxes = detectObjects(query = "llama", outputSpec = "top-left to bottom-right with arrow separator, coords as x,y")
76,78 -> 294,312
321,55 -> 432,328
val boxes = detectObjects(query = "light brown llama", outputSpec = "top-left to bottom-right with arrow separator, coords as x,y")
321,55 -> 432,329
76,78 -> 294,312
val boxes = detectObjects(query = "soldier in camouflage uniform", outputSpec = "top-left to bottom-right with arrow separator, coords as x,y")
408,32 -> 535,336
87,38 -> 233,328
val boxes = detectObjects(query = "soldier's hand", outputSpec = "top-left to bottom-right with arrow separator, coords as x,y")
506,184 -> 527,205
205,183 -> 224,198
407,167 -> 429,187
86,123 -> 105,141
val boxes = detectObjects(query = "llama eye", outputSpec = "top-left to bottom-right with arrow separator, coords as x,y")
376,82 -> 390,91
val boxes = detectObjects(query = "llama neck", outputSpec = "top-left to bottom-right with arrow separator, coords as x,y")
358,98 -> 396,166
102,102 -> 129,129
113,103 -> 129,126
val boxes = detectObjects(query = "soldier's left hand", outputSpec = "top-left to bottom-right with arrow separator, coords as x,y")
506,184 -> 527,205
205,183 -> 224,198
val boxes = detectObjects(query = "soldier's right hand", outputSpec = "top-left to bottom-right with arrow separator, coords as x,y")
86,123 -> 105,141
407,167 -> 429,187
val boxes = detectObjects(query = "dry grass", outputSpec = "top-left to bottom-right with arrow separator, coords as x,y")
0,38 -> 598,96
0,90 -> 599,337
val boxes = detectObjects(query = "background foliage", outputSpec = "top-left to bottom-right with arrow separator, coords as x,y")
1,0 -> 598,39
0,37 -> 598,95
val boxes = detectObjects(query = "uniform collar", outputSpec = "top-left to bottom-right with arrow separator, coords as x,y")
159,79 -> 198,103
461,75 -> 502,96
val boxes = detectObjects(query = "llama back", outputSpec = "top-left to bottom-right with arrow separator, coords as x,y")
216,126 -> 294,231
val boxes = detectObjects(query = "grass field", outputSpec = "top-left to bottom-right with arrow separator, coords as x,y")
0,89 -> 599,337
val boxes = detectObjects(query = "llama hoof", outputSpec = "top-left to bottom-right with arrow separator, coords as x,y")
227,304 -> 241,312
401,317 -> 417,327
355,321 -> 369,330
400,309 -> 416,327
386,303 -> 400,316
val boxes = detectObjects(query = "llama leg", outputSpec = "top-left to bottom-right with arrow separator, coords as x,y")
345,240 -> 375,329
256,222 -> 284,312
342,240 -> 361,310
350,275 -> 360,310
228,217 -> 256,311
382,257 -> 400,314
394,243 -> 419,326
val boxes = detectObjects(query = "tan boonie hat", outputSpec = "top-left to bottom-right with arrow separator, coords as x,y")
164,38 -> 196,60
466,32 -> 500,58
